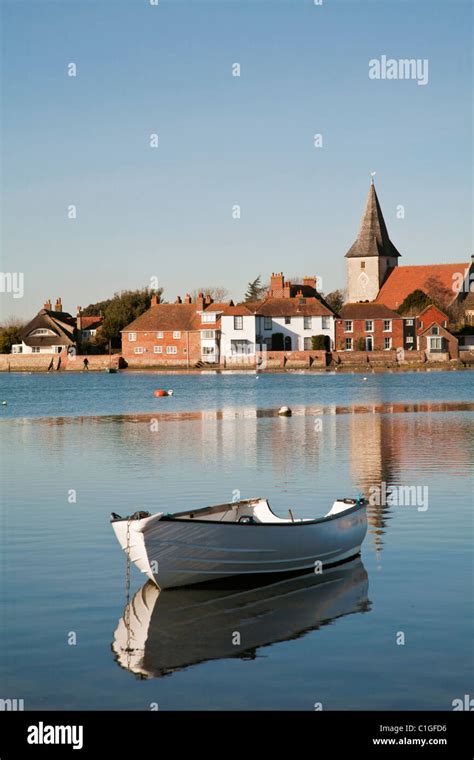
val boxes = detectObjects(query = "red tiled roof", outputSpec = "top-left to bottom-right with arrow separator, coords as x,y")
80,316 -> 103,330
375,263 -> 468,310
255,297 -> 333,317
223,303 -> 260,316
339,302 -> 402,320
122,302 -> 228,332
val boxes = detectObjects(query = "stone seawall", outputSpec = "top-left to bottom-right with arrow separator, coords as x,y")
1,349 -> 472,372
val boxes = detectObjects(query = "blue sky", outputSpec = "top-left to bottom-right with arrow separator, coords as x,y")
1,0 -> 472,319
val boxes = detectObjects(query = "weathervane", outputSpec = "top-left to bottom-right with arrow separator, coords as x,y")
370,171 -> 376,185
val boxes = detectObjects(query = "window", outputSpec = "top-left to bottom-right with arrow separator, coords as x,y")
156,332 -> 163,339
202,313 -> 216,323
128,333 -> 137,342
443,320 -> 447,328
134,347 -> 144,354
432,326 -> 439,335
406,336 -> 414,344
360,261 -> 366,269
365,320 -> 373,332
405,319 -> 414,327
166,346 -> 177,354
345,337 -> 353,351
234,316 -> 243,330
284,316 -> 291,325
430,337 -> 443,350
344,320 -> 353,332
32,346 -> 41,353
202,330 -> 215,339
322,316 -> 330,329
304,317 -> 312,330
173,331 -> 181,339
304,337 -> 312,350
264,317 -> 272,330
419,320 -> 423,329
384,337 -> 391,350
154,346 -> 163,354
383,320 -> 391,332
202,346 -> 214,355
30,328 -> 55,336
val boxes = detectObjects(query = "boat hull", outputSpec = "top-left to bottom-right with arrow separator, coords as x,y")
112,503 -> 367,589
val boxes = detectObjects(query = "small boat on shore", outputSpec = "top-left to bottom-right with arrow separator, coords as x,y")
111,496 -> 367,589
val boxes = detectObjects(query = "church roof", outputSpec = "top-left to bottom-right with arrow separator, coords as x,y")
345,182 -> 401,259
375,263 -> 468,310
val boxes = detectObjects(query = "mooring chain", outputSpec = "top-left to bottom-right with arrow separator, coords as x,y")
124,518 -> 132,666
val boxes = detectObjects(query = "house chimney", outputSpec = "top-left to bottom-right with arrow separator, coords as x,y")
196,292 -> 205,311
175,296 -> 182,304
55,298 -> 62,312
303,276 -> 316,290
270,272 -> 285,297
204,293 -> 213,305
76,306 -> 82,332
44,299 -> 52,311
184,293 -> 192,304
150,294 -> 158,306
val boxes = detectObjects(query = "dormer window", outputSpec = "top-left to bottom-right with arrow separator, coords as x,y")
28,328 -> 56,337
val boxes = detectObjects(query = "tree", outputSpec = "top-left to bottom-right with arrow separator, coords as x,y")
190,286 -> 230,303
397,289 -> 432,315
311,335 -> 330,350
322,289 -> 345,314
88,287 -> 164,348
245,276 -> 266,302
424,276 -> 454,312
0,318 -> 26,353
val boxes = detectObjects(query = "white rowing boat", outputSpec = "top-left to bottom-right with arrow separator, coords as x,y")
112,557 -> 369,678
111,496 -> 367,589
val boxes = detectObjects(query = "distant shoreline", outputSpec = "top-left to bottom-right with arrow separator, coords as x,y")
1,364 -> 473,375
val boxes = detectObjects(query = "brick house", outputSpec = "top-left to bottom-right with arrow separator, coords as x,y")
335,303 -> 403,352
418,322 -> 459,360
76,308 -> 103,343
400,304 -> 450,351
121,293 -> 229,366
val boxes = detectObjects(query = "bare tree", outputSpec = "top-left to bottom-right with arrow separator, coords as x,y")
190,286 -> 230,303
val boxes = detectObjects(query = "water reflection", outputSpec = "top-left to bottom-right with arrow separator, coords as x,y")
112,558 -> 370,679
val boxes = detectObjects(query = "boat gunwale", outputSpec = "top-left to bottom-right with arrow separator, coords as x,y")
111,499 -> 367,527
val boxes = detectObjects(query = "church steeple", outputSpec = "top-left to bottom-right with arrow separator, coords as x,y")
345,182 -> 401,260
345,180 -> 401,303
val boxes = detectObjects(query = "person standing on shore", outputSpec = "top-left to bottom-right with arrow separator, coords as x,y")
83,357 -> 89,371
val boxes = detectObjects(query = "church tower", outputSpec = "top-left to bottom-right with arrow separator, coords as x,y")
345,180 -> 401,302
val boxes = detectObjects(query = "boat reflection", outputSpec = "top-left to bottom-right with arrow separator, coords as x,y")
112,557 -> 370,679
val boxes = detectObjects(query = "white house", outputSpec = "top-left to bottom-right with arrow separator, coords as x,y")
221,295 -> 335,361
13,299 -> 77,355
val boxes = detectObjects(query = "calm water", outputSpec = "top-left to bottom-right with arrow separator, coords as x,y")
0,371 -> 473,710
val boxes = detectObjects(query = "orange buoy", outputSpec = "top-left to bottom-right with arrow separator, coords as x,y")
153,389 -> 173,397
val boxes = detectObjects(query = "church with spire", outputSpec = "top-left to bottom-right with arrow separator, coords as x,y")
344,179 -> 471,311
345,179 -> 401,303
335,179 -> 473,355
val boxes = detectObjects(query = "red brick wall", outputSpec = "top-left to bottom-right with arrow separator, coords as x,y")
121,330 -> 202,365
335,318 -> 404,351
416,305 -> 449,333
418,330 -> 459,359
